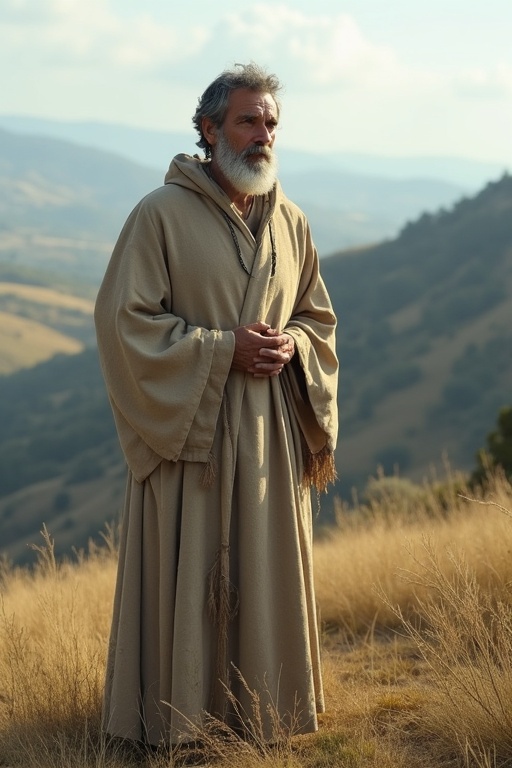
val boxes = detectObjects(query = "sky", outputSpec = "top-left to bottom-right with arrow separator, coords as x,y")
1,0 -> 512,164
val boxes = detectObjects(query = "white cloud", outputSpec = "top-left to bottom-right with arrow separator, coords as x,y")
452,66 -> 512,99
2,0 -> 510,100
222,6 -> 400,89
287,14 -> 397,86
0,0 -> 209,71
222,6 -> 512,105
1,0 -> 54,23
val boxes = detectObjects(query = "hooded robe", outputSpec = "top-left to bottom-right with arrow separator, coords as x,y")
94,153 -> 338,746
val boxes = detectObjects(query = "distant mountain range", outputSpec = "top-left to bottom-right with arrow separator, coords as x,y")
1,114 -> 506,187
1,116 -> 503,256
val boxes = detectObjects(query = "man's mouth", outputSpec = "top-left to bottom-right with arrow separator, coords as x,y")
245,149 -> 271,164
246,146 -> 271,158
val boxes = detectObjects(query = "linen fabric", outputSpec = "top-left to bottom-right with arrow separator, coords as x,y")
95,153 -> 338,746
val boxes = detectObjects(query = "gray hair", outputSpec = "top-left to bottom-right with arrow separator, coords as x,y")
192,63 -> 282,158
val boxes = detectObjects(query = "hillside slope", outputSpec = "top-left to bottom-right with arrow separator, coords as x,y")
0,348 -> 124,563
323,174 -> 512,491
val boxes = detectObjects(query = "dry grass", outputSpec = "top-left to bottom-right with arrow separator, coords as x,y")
0,526 -> 116,765
1,472 -> 512,767
314,470 -> 512,634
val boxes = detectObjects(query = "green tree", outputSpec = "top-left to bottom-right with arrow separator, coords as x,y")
471,406 -> 512,485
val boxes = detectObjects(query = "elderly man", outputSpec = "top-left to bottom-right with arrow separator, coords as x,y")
95,62 -> 338,749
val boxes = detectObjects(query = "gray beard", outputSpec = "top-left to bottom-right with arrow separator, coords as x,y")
214,132 -> 278,195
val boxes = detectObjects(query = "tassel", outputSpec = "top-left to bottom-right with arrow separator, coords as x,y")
302,443 -> 338,493
207,544 -> 239,717
201,452 -> 217,488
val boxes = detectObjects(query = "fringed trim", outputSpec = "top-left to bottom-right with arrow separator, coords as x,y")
207,544 -> 239,717
207,544 -> 239,625
302,443 -> 338,493
201,452 -> 217,487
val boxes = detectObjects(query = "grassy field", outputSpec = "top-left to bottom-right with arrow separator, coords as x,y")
1,470 -> 511,767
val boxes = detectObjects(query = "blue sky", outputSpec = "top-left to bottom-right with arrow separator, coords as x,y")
2,0 -> 511,163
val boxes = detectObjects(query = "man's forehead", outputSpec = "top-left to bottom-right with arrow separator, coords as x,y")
227,88 -> 278,116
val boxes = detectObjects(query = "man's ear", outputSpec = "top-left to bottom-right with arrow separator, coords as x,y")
201,117 -> 217,148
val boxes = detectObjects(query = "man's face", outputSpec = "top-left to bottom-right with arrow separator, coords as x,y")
212,88 -> 279,195
220,88 -> 279,155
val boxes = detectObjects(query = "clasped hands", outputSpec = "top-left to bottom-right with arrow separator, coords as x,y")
232,322 -> 295,378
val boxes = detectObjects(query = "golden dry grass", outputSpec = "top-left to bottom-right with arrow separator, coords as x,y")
1,472 -> 511,767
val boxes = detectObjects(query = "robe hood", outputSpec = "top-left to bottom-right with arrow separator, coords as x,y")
164,153 -> 212,192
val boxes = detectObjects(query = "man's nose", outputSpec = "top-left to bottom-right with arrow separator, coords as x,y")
254,125 -> 273,145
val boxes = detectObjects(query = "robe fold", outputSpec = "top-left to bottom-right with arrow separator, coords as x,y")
94,153 -> 338,746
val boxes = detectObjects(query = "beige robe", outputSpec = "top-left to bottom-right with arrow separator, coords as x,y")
95,154 -> 338,746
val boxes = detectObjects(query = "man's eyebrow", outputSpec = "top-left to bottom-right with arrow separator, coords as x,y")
236,110 -> 278,121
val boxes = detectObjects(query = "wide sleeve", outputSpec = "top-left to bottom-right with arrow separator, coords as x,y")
94,198 -> 235,482
281,223 -> 339,490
